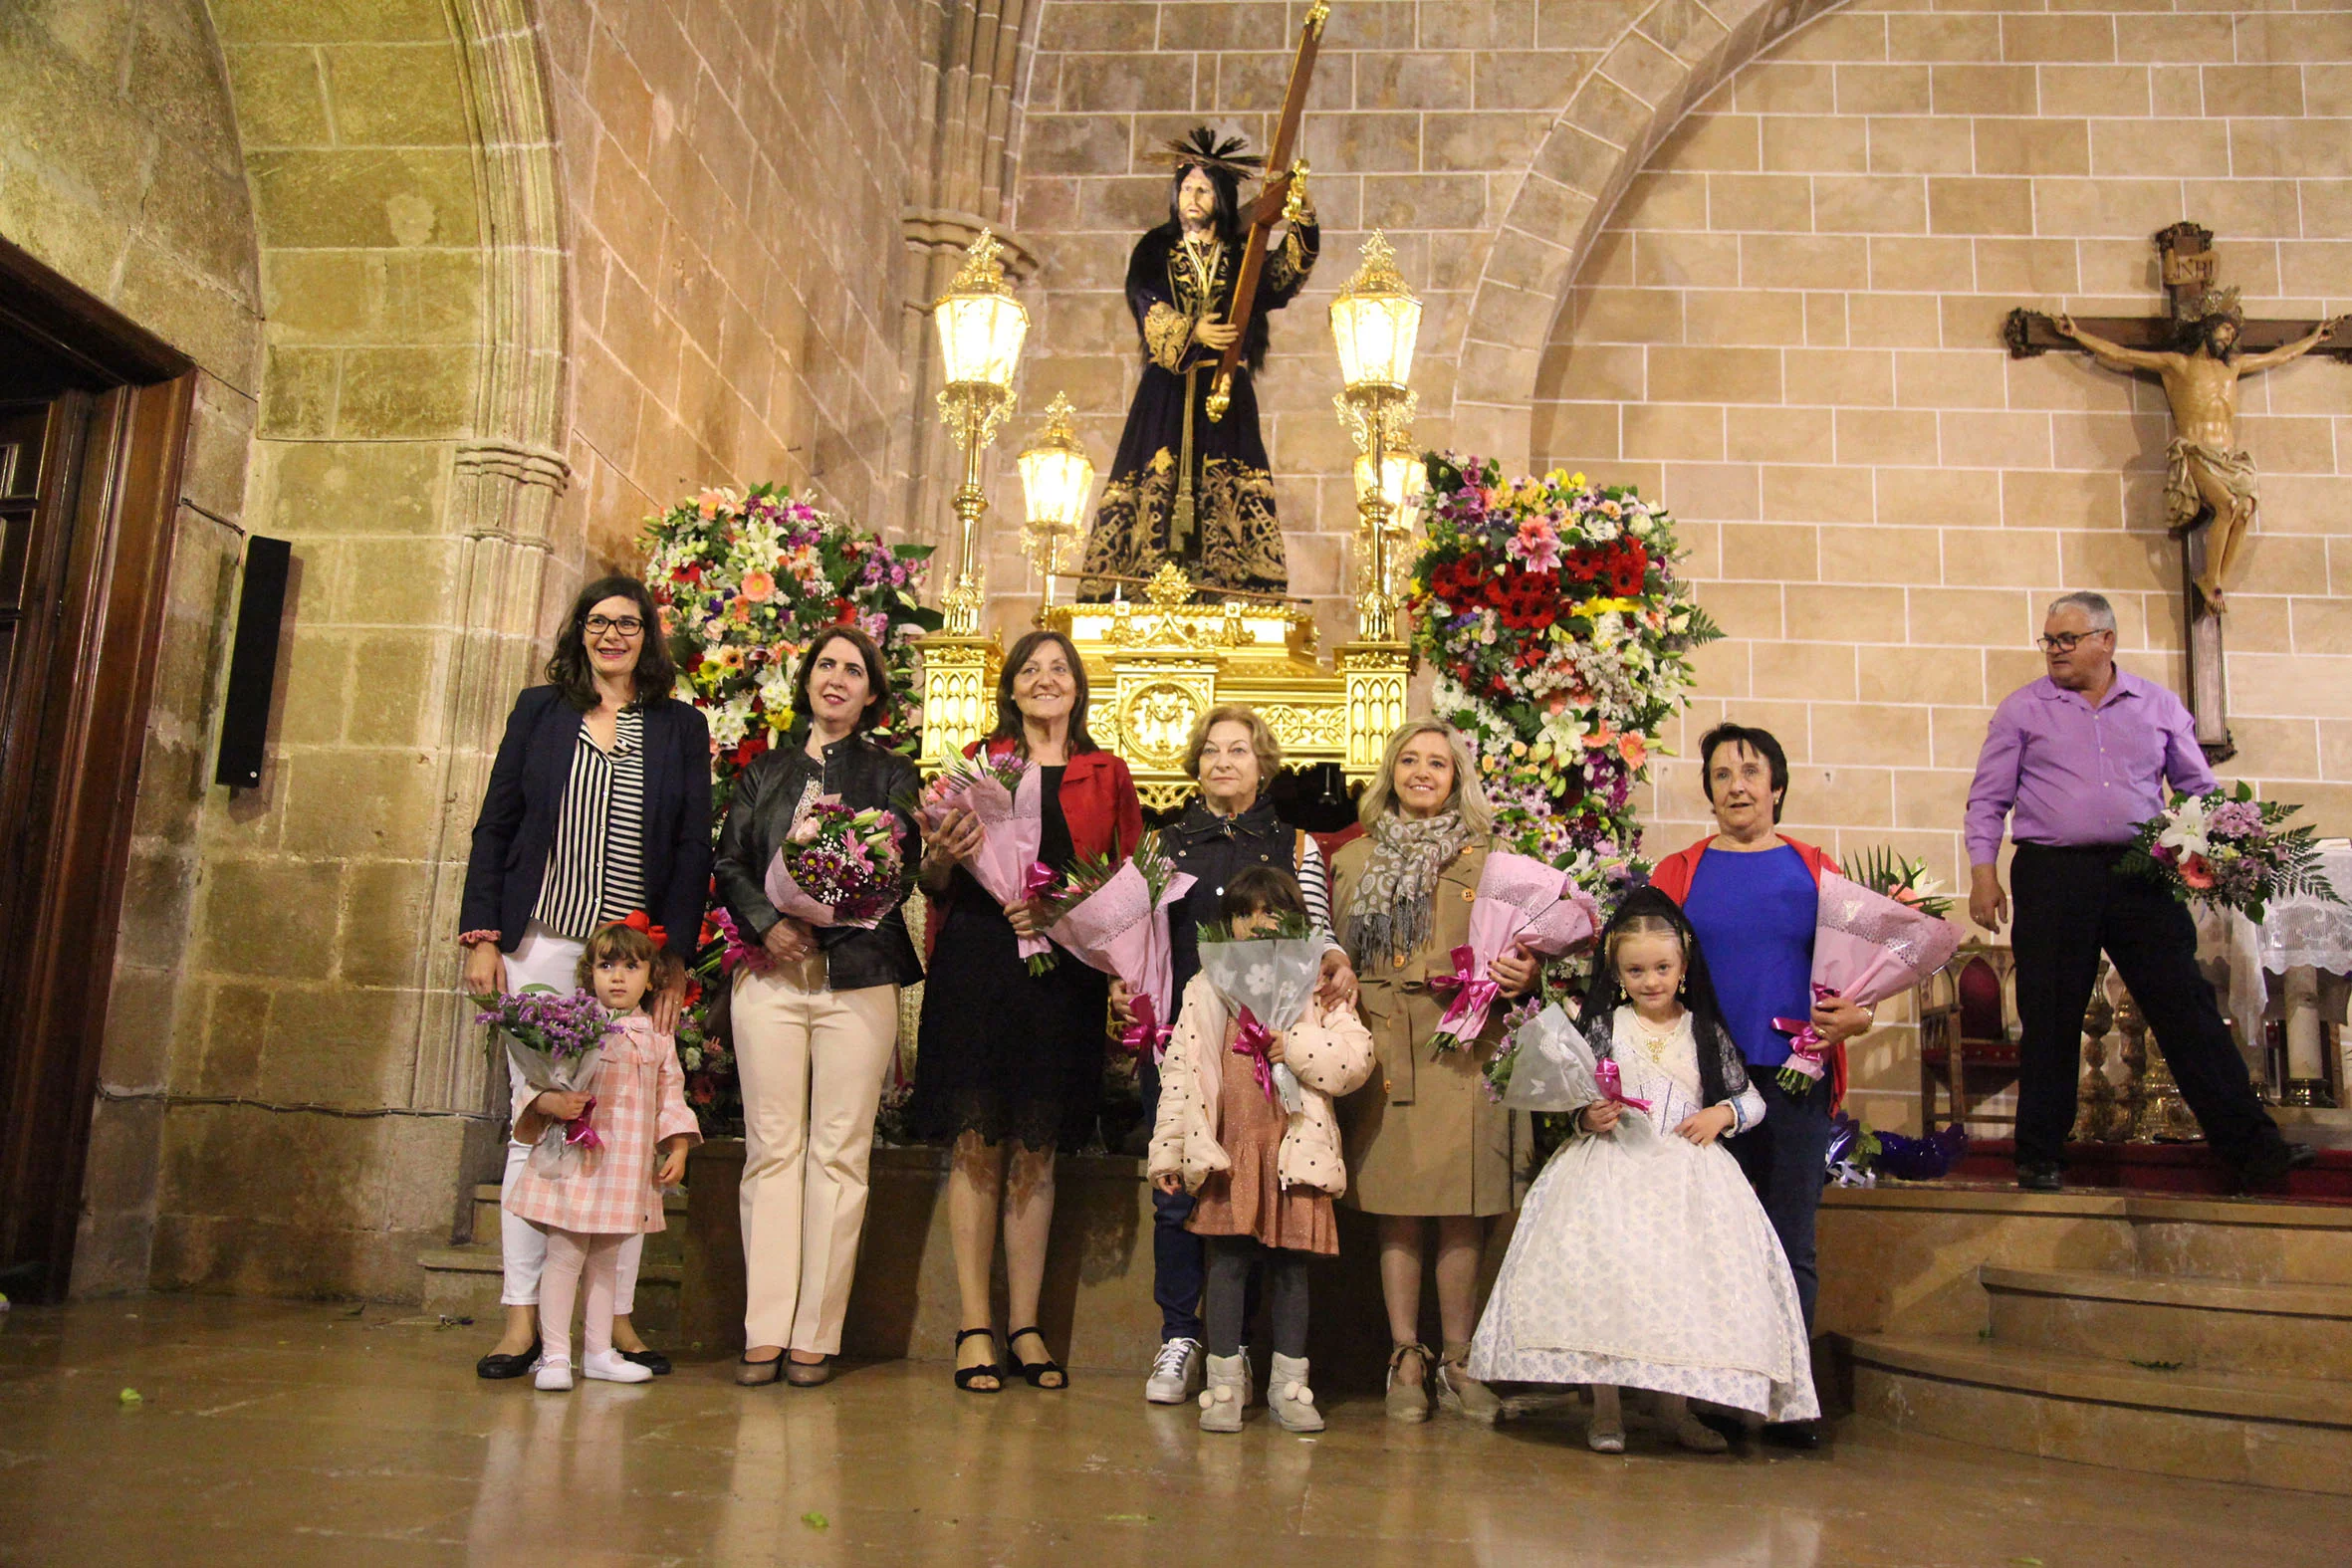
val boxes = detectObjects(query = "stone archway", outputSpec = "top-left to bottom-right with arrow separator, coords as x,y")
1453,0 -> 1848,472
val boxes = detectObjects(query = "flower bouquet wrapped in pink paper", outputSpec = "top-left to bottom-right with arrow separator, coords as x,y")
763,795 -> 906,930
919,748 -> 1054,971
1771,870 -> 1963,1099
1042,845 -> 1195,1060
1429,850 -> 1604,1052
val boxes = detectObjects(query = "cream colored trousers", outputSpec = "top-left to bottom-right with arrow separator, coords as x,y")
733,953 -> 900,1354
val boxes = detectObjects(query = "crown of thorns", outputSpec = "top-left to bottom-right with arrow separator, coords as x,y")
1149,126 -> 1262,178
2179,286 -> 2243,325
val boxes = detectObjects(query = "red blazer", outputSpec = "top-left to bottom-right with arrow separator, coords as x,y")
1647,833 -> 1850,1109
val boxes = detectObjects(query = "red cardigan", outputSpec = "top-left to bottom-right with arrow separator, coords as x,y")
1647,834 -> 1850,1109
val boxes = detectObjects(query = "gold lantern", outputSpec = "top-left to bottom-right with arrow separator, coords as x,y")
1352,442 -> 1426,601
1329,232 -> 1422,644
932,230 -> 1029,635
1015,392 -> 1095,613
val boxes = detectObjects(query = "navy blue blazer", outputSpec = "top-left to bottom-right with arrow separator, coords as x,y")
461,684 -> 713,958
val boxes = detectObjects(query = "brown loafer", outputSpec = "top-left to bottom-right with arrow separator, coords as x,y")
735,1353 -> 784,1387
784,1355 -> 833,1387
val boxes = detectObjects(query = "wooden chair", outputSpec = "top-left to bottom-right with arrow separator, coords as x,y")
1919,943 -> 2019,1134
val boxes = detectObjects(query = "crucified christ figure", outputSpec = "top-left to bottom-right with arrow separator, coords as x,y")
2053,293 -> 2341,613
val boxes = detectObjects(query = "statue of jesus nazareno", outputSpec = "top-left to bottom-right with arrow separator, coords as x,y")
1076,126 -> 1319,601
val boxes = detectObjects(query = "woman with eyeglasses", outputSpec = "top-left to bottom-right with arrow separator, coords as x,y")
458,574 -> 714,1382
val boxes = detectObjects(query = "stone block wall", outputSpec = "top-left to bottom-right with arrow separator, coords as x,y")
539,0 -> 928,574
125,1 -> 500,1298
1527,2 -> 2352,1129
0,0 -> 265,1289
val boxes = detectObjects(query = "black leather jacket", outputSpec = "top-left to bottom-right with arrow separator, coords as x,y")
713,727 -> 924,991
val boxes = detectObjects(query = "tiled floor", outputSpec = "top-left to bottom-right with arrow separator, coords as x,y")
4,1295 -> 2347,1566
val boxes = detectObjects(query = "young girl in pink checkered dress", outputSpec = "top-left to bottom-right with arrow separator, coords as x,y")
506,920 -> 700,1391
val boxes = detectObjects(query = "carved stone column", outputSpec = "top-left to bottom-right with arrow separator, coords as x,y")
413,0 -> 573,1115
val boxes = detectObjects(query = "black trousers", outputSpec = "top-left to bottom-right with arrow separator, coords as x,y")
2009,842 -> 2284,1172
1732,1070 -> 1832,1333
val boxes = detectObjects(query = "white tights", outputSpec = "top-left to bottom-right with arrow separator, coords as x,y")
539,1228 -> 625,1368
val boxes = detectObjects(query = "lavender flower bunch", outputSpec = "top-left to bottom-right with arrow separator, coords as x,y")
474,984 -> 615,1060
477,984 -> 616,1178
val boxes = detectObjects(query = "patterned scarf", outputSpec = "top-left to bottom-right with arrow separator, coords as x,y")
1340,809 -> 1471,969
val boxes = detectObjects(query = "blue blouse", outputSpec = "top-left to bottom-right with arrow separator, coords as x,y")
1682,844 -> 1817,1069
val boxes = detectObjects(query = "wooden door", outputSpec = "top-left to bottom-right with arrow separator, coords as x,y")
0,236 -> 193,1298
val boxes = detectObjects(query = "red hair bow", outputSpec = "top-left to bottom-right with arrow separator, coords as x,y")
607,909 -> 668,949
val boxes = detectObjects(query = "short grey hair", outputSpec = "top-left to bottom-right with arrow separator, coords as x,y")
2047,591 -> 2116,632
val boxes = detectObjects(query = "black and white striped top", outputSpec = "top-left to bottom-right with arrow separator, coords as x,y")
532,707 -> 647,940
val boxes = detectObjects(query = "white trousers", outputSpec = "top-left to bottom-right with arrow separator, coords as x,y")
734,955 -> 900,1354
498,922 -> 643,1311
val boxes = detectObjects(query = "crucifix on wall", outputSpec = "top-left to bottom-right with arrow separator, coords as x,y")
2005,223 -> 2347,763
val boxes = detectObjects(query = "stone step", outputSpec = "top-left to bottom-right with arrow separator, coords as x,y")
464,1184 -> 687,1265
1846,1332 -> 2352,1495
417,1242 -> 681,1334
1983,1265 -> 2352,1380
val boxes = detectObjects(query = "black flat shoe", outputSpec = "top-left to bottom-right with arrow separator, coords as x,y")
476,1339 -> 541,1380
1694,1409 -> 1748,1447
735,1353 -> 784,1388
1762,1420 -> 1821,1451
1007,1326 -> 1065,1390
2015,1161 -> 2063,1194
619,1348 -> 672,1376
2239,1142 -> 2318,1185
953,1327 -> 1003,1394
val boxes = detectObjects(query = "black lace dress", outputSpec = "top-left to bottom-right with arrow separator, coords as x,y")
910,766 -> 1111,1153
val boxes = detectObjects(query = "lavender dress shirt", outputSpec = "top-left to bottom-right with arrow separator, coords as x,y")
1965,671 -> 2216,866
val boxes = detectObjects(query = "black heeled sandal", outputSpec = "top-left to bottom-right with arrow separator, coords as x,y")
1006,1326 -> 1065,1390
953,1327 -> 1003,1394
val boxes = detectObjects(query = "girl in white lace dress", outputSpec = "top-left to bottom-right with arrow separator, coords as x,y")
1468,888 -> 1817,1453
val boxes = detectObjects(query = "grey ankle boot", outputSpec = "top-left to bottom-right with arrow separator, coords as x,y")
1197,1352 -> 1247,1433
1268,1353 -> 1323,1433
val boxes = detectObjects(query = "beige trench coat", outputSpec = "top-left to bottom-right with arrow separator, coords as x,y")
1330,837 -> 1527,1217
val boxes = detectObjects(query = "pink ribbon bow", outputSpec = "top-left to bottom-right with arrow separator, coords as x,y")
1022,861 -> 1060,902
1231,1007 -> 1281,1106
1119,993 -> 1171,1061
563,1095 -> 602,1154
1429,943 -> 1503,1042
1771,984 -> 1839,1082
1593,1059 -> 1651,1114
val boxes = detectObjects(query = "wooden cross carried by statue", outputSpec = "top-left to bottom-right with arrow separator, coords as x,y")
2005,223 -> 2347,762
1203,0 -> 1328,423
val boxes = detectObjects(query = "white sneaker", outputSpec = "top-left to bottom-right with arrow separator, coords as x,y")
583,1350 -> 653,1384
534,1357 -> 574,1391
1144,1337 -> 1203,1404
